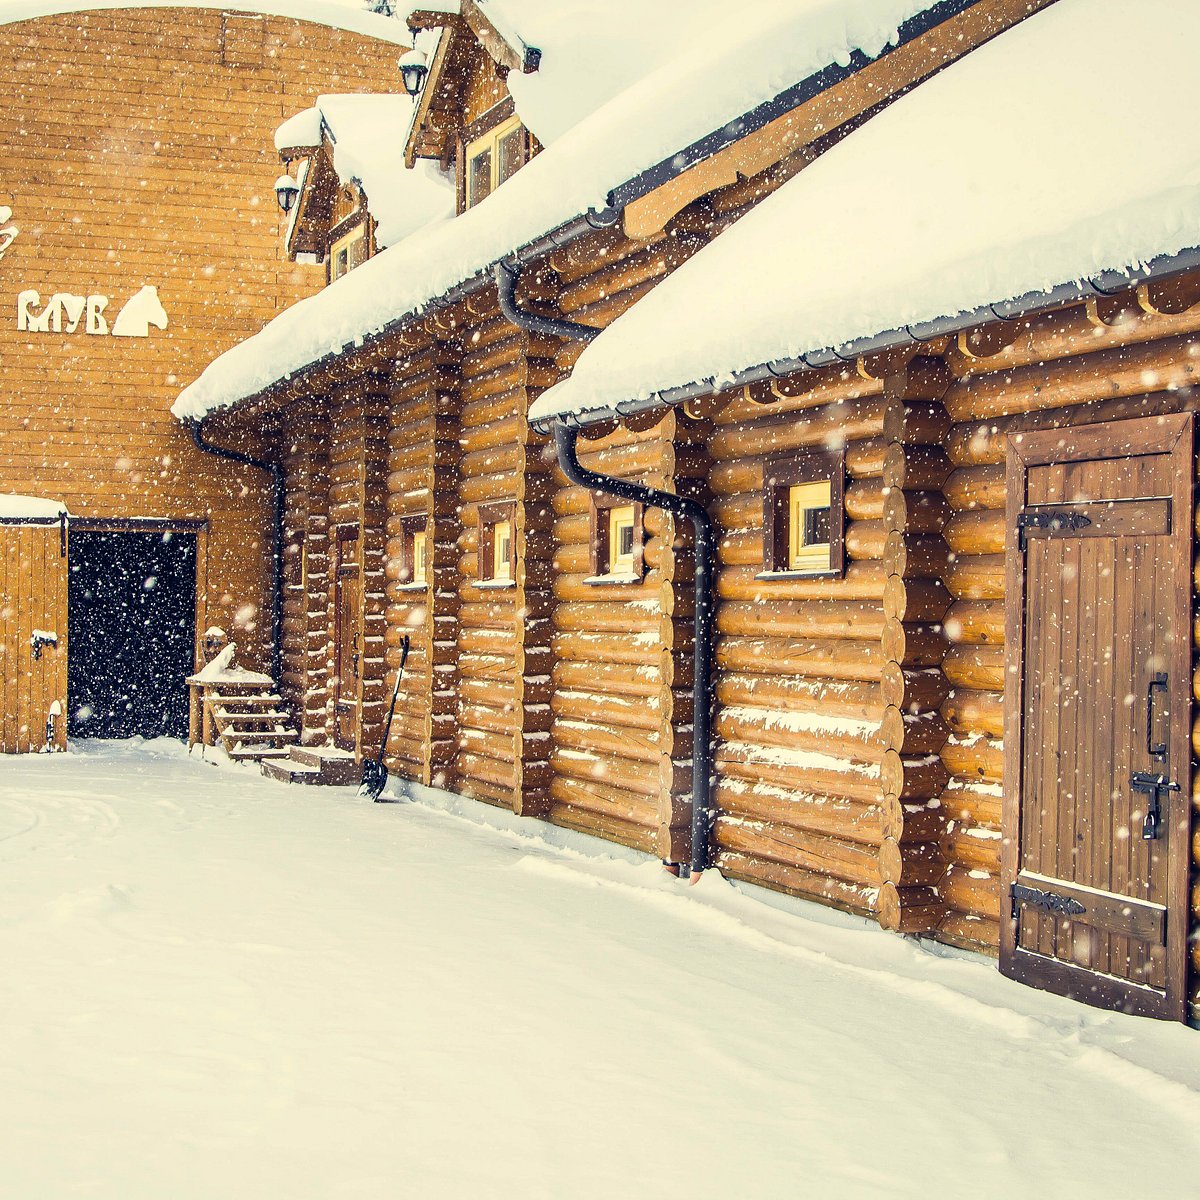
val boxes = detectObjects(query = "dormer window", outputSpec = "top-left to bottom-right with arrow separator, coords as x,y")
459,103 -> 528,211
466,115 -> 525,207
329,226 -> 366,282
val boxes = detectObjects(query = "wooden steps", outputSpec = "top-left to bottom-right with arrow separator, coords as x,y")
261,744 -> 362,787
206,687 -> 300,764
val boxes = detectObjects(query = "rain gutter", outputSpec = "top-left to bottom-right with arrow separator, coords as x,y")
531,245 -> 1200,432
497,257 -> 716,878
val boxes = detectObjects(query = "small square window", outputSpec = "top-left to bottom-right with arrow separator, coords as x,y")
398,516 -> 429,587
477,502 -> 517,585
588,494 -> 644,582
762,450 -> 845,577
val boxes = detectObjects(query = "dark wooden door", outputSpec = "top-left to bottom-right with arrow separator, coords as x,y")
333,529 -> 360,753
1002,413 -> 1193,1020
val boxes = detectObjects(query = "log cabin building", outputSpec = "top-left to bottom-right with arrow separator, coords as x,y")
0,1 -> 410,754
171,0 -> 1200,1024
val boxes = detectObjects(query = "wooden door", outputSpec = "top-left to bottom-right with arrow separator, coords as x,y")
333,528 -> 360,752
0,517 -> 69,753
1002,413 -> 1193,1020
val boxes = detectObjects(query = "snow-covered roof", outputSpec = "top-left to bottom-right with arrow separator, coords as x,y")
0,494 -> 68,521
529,0 -> 1200,427
173,0 -> 949,421
0,0 -> 412,42
276,94 -> 454,249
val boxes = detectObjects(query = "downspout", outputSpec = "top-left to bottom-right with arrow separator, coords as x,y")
189,415 -> 284,685
496,257 -> 716,878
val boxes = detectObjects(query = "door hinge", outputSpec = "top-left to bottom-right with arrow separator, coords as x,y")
1010,882 -> 1087,920
1017,509 -> 1092,550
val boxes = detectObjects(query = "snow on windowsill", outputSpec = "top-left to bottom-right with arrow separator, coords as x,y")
581,573 -> 643,586
474,579 -> 516,590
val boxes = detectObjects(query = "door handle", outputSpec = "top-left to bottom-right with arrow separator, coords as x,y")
1147,673 -> 1168,759
1130,771 -> 1179,840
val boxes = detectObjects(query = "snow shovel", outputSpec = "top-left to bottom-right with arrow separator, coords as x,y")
359,632 -> 410,802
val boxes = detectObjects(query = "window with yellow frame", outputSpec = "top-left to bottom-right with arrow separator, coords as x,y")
477,502 -> 517,585
329,224 -> 366,282
399,515 -> 429,587
761,450 -> 845,578
587,494 -> 644,582
464,114 -> 526,209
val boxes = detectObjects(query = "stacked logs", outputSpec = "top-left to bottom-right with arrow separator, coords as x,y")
875,358 -> 953,934
706,370 -> 891,914
383,329 -> 461,784
279,395 -> 332,742
547,417 -> 684,857
324,375 -> 390,758
938,292 -> 1200,957
453,297 -> 556,816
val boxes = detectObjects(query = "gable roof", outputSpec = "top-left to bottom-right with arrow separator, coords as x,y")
529,0 -> 1200,428
276,95 -> 454,250
172,0 -> 987,422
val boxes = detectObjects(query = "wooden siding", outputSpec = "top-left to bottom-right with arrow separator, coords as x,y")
0,524 -> 69,753
0,9 -> 404,686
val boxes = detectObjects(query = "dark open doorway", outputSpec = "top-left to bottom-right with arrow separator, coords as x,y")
68,529 -> 197,740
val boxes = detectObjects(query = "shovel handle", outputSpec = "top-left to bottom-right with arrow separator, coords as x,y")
379,634 -> 410,751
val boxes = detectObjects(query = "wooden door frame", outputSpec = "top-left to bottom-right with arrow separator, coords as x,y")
1002,411 -> 1193,1020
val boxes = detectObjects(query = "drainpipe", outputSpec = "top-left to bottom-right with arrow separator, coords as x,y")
496,258 -> 716,877
189,415 -> 284,685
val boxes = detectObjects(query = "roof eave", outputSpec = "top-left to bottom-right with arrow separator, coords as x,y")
533,245 -> 1200,434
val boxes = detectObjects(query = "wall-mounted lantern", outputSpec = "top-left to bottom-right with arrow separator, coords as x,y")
398,47 -> 428,97
274,173 -> 300,213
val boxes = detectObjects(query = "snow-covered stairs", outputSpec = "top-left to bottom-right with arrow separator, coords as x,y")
207,688 -> 298,763
260,745 -> 361,786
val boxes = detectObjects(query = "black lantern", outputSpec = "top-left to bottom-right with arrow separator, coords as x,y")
274,173 -> 300,213
398,47 -> 428,97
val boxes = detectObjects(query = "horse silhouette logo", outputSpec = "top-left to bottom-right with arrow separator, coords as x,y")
0,205 -> 17,260
111,285 -> 168,338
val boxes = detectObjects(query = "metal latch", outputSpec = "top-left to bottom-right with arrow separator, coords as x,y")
1130,772 -> 1179,840
30,630 -> 58,660
1016,508 -> 1092,550
1011,882 -> 1087,920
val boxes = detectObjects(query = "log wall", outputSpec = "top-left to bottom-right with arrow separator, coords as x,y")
705,372 -> 890,913
382,332 -> 462,784
452,298 -> 554,813
938,297 -> 1200,1023
280,397 -> 333,740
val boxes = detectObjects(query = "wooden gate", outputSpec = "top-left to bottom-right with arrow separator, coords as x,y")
333,526 -> 360,752
1002,413 -> 1193,1020
0,513 -> 69,753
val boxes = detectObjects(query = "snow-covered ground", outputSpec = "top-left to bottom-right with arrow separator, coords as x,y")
3,741 -> 1199,1198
